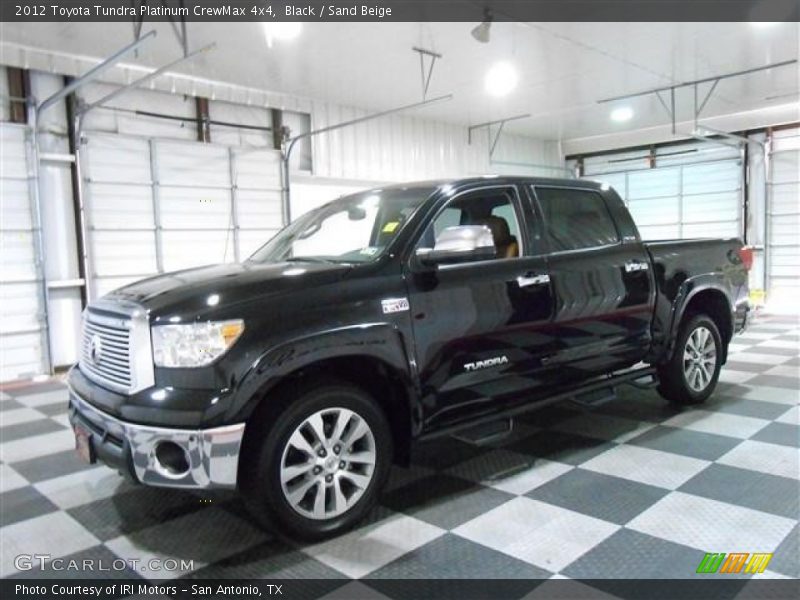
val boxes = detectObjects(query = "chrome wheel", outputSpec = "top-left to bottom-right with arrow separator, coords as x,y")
279,407 -> 376,520
683,326 -> 717,392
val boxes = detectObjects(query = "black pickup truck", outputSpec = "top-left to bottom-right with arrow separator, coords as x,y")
68,176 -> 750,538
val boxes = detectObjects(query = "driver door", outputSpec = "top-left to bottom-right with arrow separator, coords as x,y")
405,185 -> 556,432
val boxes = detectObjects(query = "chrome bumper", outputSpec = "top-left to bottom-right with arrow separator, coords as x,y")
68,389 -> 246,490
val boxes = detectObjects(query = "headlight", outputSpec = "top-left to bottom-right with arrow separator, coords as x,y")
152,320 -> 244,368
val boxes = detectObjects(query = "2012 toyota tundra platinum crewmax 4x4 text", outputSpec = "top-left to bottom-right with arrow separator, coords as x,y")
68,177 -> 751,538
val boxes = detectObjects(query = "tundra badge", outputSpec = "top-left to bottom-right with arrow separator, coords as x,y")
464,356 -> 510,372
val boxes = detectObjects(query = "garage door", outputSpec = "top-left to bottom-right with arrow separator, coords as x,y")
291,175 -> 378,220
767,127 -> 800,308
576,142 -> 743,241
0,123 -> 49,380
82,134 -> 282,298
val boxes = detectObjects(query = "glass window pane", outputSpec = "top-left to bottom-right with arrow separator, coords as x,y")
421,189 -> 523,260
534,187 -> 619,251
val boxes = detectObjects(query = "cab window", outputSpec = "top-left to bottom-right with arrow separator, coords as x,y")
534,187 -> 620,251
419,188 -> 523,260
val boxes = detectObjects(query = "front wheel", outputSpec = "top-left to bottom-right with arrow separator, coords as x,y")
241,381 -> 392,540
657,314 -> 723,405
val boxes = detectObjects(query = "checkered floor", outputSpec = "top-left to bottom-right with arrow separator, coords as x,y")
1,313 -> 797,593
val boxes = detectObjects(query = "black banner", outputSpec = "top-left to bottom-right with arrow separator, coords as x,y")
2,0 -> 799,23
3,579 -> 800,600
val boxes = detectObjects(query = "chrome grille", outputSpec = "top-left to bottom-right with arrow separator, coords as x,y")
80,311 -> 132,391
78,299 -> 154,395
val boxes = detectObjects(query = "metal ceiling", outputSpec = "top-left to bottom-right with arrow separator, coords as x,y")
1,21 -> 797,143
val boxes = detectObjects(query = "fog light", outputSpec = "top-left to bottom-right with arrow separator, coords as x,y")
154,441 -> 190,477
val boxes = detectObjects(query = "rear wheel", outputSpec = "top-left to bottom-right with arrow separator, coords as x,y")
241,381 -> 392,540
657,314 -> 723,405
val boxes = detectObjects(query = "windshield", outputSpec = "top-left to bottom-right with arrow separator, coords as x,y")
248,187 -> 434,264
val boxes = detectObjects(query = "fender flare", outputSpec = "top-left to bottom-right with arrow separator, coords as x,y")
666,275 -> 733,360
224,322 -> 417,423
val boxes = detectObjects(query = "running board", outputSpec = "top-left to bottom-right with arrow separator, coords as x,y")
419,365 -> 658,442
570,386 -> 617,407
453,418 -> 513,446
629,372 -> 659,389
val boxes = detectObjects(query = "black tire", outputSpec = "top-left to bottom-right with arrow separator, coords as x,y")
240,380 -> 392,540
657,314 -> 723,405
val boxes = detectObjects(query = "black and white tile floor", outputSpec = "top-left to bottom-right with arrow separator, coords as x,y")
1,313 -> 797,594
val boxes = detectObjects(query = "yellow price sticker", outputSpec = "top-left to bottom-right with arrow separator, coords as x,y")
382,221 -> 399,233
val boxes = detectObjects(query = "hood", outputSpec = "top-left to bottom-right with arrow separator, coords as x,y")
105,261 -> 352,318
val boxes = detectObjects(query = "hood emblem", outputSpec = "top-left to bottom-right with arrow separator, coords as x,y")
89,334 -> 103,365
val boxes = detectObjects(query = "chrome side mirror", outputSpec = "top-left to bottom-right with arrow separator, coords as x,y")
417,225 -> 497,265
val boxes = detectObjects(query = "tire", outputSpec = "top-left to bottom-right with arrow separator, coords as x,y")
657,314 -> 723,405
240,380 -> 392,540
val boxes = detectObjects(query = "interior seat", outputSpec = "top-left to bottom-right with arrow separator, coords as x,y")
476,215 -> 519,258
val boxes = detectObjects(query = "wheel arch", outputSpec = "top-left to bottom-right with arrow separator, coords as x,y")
231,325 -> 417,469
670,285 -> 733,363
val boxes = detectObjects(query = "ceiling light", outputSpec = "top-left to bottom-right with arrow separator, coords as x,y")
610,106 -> 634,122
262,22 -> 302,47
471,9 -> 493,43
751,22 -> 779,28
485,62 -> 519,97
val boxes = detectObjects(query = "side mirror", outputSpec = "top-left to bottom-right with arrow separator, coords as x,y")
417,225 -> 497,266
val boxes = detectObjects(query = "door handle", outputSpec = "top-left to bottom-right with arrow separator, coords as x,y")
624,260 -> 649,273
516,273 -> 550,288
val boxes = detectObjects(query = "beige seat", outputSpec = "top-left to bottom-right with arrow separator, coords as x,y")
476,216 -> 519,258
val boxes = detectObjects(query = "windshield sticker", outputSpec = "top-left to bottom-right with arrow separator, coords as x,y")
359,247 -> 379,256
382,221 -> 400,233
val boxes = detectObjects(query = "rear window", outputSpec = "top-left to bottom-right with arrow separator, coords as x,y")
533,187 -> 620,251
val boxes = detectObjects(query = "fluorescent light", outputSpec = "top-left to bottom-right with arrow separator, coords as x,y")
751,22 -> 779,28
485,61 -> 519,97
263,22 -> 303,47
610,106 -> 634,122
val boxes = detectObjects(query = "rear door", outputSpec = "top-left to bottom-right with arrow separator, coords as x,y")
406,185 -> 555,431
531,185 -> 654,382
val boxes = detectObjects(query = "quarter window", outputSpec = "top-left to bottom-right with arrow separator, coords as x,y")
534,187 -> 620,251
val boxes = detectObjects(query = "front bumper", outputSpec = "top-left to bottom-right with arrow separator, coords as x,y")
68,386 -> 246,490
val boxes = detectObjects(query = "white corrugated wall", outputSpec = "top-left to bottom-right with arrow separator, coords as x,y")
307,99 -> 563,182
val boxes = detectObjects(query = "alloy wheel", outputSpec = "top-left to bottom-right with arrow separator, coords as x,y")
682,326 -> 717,392
279,407 -> 376,520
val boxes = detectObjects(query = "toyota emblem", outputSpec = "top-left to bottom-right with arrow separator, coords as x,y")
89,334 -> 103,365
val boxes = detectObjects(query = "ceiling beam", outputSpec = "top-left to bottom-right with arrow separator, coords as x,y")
597,59 -> 798,104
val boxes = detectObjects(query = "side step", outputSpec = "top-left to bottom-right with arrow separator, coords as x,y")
570,386 -> 617,407
420,365 -> 658,443
453,418 -> 513,446
630,372 -> 659,389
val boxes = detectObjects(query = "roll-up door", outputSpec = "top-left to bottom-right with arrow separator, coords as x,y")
767,127 -> 800,308
574,142 -> 743,242
0,123 -> 48,380
232,147 -> 283,258
82,133 -> 283,298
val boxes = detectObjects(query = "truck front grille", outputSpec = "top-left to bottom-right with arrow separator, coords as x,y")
78,299 -> 154,395
80,313 -> 132,390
